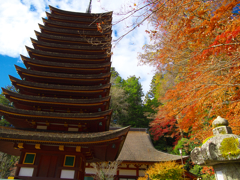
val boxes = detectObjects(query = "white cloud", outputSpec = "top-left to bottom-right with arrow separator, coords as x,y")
0,0 -> 154,94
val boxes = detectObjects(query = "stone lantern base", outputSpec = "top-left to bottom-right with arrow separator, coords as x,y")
213,163 -> 240,180
191,116 -> 240,180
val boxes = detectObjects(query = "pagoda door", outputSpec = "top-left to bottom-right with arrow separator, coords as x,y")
37,154 -> 58,178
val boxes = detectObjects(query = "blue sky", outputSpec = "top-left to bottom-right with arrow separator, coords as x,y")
0,56 -> 21,88
0,0 -> 154,94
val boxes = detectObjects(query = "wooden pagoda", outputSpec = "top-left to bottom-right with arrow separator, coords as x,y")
0,6 -> 130,180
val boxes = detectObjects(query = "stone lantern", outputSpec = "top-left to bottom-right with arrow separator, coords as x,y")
191,116 -> 240,180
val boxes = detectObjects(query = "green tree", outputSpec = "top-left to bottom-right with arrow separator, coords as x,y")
110,67 -> 119,80
120,76 -> 146,127
110,68 -> 128,126
110,69 -> 152,128
110,86 -> 129,126
0,85 -> 19,178
143,74 -> 162,121
0,153 -> 19,178
0,85 -> 15,127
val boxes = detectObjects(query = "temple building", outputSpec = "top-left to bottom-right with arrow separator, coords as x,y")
85,128 -> 197,180
0,5 -> 130,180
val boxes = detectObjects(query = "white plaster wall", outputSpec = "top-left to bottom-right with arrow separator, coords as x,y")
60,170 -> 75,179
19,167 -> 34,177
85,168 -> 96,174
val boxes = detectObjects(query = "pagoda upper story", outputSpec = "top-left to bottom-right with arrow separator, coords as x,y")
1,5 -> 114,133
0,6 -> 130,180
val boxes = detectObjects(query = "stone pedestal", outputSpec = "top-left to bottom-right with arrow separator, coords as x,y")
191,116 -> 240,180
214,163 -> 240,180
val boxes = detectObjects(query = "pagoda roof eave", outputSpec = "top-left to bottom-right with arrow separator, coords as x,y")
31,38 -> 111,51
26,46 -> 109,60
10,76 -> 111,91
46,12 -> 112,24
49,5 -> 113,17
43,18 -> 111,31
0,104 -> 112,120
20,54 -> 111,68
0,126 -> 129,158
35,31 -> 111,45
21,55 -> 111,74
21,55 -> 111,68
0,125 -> 129,144
39,24 -> 112,36
15,65 -> 111,80
2,88 -> 110,105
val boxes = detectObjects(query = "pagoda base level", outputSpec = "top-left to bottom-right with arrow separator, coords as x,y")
15,150 -> 86,180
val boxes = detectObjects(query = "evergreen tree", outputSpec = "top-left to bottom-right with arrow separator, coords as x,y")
119,76 -> 146,127
143,74 -> 162,121
109,68 -> 128,126
110,68 -> 156,128
0,85 -> 19,178
0,85 -> 16,127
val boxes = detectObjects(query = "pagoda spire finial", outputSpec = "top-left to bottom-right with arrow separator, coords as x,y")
86,0 -> 92,13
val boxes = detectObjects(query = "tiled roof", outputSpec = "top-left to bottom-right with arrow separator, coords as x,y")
0,104 -> 112,119
31,38 -> 110,51
10,76 -> 111,91
2,88 -> 110,104
117,129 -> 188,162
35,31 -> 111,44
26,46 -> 110,59
16,65 -> 111,79
49,5 -> 112,17
46,12 -> 112,23
43,18 -> 110,30
0,126 -> 129,144
38,24 -> 112,36
21,55 -> 111,69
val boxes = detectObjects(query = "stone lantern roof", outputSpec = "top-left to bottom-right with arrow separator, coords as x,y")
191,116 -> 240,166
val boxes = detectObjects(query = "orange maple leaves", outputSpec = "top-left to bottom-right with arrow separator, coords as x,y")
96,21 -> 105,33
142,0 -> 240,141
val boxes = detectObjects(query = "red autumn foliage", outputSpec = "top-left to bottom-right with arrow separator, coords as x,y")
150,115 -> 180,144
140,0 -> 240,141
